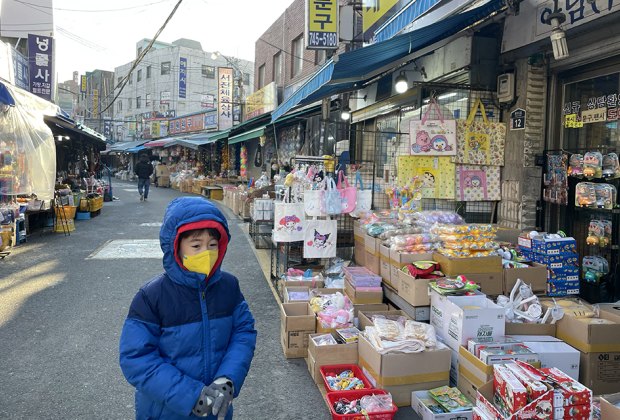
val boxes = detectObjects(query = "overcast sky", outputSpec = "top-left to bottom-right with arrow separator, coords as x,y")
49,0 -> 294,81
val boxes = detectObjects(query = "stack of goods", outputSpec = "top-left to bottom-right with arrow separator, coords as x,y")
310,292 -> 354,331
432,224 -> 499,258
343,266 -> 383,305
322,365 -> 372,391
429,277 -> 480,296
495,279 -> 563,324
518,232 -> 579,297
323,258 -> 348,289
329,391 -> 397,417
364,316 -> 437,354
336,327 -> 361,343
424,386 -> 473,414
388,233 -> 440,254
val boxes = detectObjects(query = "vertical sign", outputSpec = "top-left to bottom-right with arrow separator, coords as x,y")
179,57 -> 187,99
306,0 -> 339,50
92,89 -> 99,118
27,34 -> 53,101
218,67 -> 233,130
80,75 -> 87,93
362,0 -> 409,41
12,48 -> 29,90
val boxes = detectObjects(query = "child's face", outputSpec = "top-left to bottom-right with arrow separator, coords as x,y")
179,230 -> 219,258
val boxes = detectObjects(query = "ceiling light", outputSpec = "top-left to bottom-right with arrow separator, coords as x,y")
394,72 -> 408,94
340,105 -> 351,121
549,18 -> 569,60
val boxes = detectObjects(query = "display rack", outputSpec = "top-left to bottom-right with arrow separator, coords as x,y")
249,218 -> 273,249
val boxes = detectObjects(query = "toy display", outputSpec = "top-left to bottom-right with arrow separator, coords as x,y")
582,255 -> 609,284
567,154 -> 584,177
583,152 -> 603,178
544,153 -> 568,205
331,392 -> 395,416
575,182 -> 597,207
586,219 -> 612,247
432,223 -> 499,257
602,152 -> 620,178
325,370 -> 367,391
594,184 -> 616,209
310,292 -> 355,330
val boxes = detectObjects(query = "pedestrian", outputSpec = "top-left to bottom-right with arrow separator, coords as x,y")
119,197 -> 257,419
134,154 -> 153,201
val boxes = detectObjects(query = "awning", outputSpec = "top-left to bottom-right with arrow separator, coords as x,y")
228,126 -> 266,145
270,0 -> 504,122
143,138 -> 176,148
45,115 -> 107,150
103,140 -> 148,154
126,145 -> 146,153
208,129 -> 231,142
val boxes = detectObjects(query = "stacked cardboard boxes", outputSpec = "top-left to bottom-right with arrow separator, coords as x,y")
280,302 -> 316,359
343,266 -> 383,305
432,253 -> 503,296
306,332 -> 358,384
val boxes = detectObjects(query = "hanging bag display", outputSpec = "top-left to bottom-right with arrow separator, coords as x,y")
453,98 -> 506,166
273,190 -> 305,242
350,171 -> 372,218
337,170 -> 357,214
304,166 -> 325,216
455,165 -> 501,201
304,219 -> 337,258
321,176 -> 342,215
409,98 -> 456,156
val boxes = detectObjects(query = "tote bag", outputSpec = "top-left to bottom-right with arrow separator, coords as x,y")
453,98 -> 506,166
350,171 -> 372,218
321,176 -> 342,215
304,219 -> 337,258
456,165 -> 501,201
337,170 -> 357,214
273,192 -> 305,242
304,189 -> 324,217
410,99 -> 456,156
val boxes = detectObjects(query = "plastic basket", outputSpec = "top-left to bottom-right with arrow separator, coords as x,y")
75,211 -> 91,220
320,364 -> 374,393
58,205 -> 77,220
326,389 -> 398,420
54,219 -> 75,233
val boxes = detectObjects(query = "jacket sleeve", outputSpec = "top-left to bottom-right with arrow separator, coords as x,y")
214,289 -> 257,397
119,290 -> 204,415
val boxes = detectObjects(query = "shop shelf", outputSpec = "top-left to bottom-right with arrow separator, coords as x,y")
320,364 -> 374,393
326,389 -> 397,420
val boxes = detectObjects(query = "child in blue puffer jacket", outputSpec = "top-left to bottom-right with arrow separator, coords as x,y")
120,197 -> 257,419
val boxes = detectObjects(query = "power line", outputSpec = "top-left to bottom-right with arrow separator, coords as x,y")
258,37 -> 316,65
100,0 -> 185,114
12,0 -> 173,13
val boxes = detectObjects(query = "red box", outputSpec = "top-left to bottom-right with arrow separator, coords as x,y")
541,367 -> 593,408
493,365 -> 528,415
326,389 -> 398,420
476,380 -> 554,420
553,404 -> 592,420
504,363 -> 548,402
320,364 -> 374,393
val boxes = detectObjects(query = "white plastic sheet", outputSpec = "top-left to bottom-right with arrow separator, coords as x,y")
0,82 -> 57,200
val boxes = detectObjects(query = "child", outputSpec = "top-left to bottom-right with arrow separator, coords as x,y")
120,197 -> 257,419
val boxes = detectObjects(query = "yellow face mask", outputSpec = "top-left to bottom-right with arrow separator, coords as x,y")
182,249 -> 218,276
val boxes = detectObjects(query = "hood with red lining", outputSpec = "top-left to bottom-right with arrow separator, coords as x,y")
160,197 -> 231,288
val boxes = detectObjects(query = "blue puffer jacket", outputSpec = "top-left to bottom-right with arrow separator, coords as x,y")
119,197 -> 257,419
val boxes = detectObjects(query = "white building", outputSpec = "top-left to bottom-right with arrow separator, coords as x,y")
113,38 -> 254,141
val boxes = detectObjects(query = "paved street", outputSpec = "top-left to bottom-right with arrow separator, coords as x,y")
0,183 -> 415,419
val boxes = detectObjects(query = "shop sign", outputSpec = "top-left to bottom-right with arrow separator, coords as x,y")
80,75 -> 87,93
92,89 -> 99,118
306,0 -> 339,50
201,93 -> 215,109
204,112 -> 218,130
362,0 -> 411,41
244,82 -> 277,120
562,94 -> 620,127
12,47 -> 29,90
218,67 -> 233,130
179,57 -> 187,99
143,110 -> 176,119
503,0 -> 620,53
27,34 -> 53,101
160,90 -> 171,105
581,107 -> 607,124
564,114 -> 584,128
103,120 -> 112,139
169,113 -> 206,135
510,108 -> 526,130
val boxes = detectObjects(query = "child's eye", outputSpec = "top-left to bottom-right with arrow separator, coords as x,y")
192,245 -> 201,249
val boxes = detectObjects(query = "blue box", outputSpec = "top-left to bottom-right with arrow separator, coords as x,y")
532,253 -> 579,268
547,279 -> 580,297
531,237 -> 577,256
547,266 -> 580,281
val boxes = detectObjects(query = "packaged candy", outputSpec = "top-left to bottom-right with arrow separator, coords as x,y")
428,386 -> 473,413
583,151 -> 603,178
541,367 -> 593,407
602,152 -> 620,178
325,369 -> 366,391
575,182 -> 597,207
567,154 -> 584,177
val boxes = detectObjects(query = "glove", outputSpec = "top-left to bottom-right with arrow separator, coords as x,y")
206,377 -> 234,420
192,386 -> 214,417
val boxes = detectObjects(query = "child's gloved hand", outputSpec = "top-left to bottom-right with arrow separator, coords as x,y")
205,377 -> 234,420
192,386 -> 213,417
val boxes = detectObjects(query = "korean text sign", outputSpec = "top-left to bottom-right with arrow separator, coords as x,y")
306,0 -> 338,49
179,57 -> 187,99
28,34 -> 53,101
218,67 -> 233,130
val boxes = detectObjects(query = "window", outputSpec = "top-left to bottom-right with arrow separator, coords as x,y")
116,100 -> 123,112
136,96 -> 142,109
273,52 -> 282,84
137,69 -> 142,82
117,76 -> 122,85
202,65 -> 215,79
128,98 -> 132,110
128,73 -> 132,85
137,46 -> 143,57
292,36 -> 304,77
146,65 -> 152,79
146,93 -> 151,107
257,64 -> 265,89
161,61 -> 171,75
243,73 -> 250,86
315,50 -> 326,65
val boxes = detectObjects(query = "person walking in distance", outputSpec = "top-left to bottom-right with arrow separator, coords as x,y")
135,154 -> 154,201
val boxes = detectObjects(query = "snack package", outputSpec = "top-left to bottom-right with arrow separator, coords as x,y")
575,182 -> 597,207
429,277 -> 480,296
493,364 -> 528,415
568,154 -> 584,177
583,151 -> 603,178
428,386 -> 473,413
505,362 -> 548,402
602,152 -> 620,178
542,367 -> 593,408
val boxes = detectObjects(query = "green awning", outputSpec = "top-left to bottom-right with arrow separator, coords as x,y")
228,126 -> 266,145
208,129 -> 231,142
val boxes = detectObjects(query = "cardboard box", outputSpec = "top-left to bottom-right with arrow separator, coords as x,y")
397,270 -> 431,306
432,252 -> 502,276
354,237 -> 366,267
379,244 -> 392,285
280,302 -> 316,358
344,278 -> 383,305
365,250 -> 380,275
522,340 -> 580,380
503,262 -> 548,294
352,303 -> 389,319
547,279 -> 580,297
475,380 -> 554,420
458,346 -> 495,392
430,291 -> 505,351
389,250 -> 435,291
358,310 -> 411,331
358,335 -> 451,407
353,219 -> 364,242
278,279 -> 324,299
157,175 -> 170,188
505,322 -> 556,337
458,370 -> 482,406
466,272 -> 503,297
531,236 -> 577,255
155,164 -> 170,177
282,286 -> 310,303
411,390 -> 473,420
579,350 -> 620,395
306,332 -> 358,384
600,392 -> 620,420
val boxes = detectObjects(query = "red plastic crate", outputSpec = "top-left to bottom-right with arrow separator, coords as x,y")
320,364 -> 374,392
326,389 -> 398,420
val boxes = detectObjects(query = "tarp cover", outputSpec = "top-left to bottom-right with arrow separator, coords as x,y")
0,82 -> 57,200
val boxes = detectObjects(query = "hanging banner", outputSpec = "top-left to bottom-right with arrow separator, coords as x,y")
92,89 -> 99,118
179,57 -> 187,99
306,0 -> 339,50
27,34 -> 53,101
80,75 -> 87,93
244,82 -> 277,120
218,67 -> 233,130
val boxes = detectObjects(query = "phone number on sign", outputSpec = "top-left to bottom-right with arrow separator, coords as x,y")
309,31 -> 337,48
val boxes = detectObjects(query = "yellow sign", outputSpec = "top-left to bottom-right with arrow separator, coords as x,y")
306,0 -> 338,49
92,89 -> 99,118
363,0 -> 401,32
80,75 -> 87,93
564,114 -> 584,128
244,82 -> 277,121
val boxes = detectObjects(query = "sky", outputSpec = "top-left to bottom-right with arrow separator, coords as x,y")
45,0 -> 294,81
